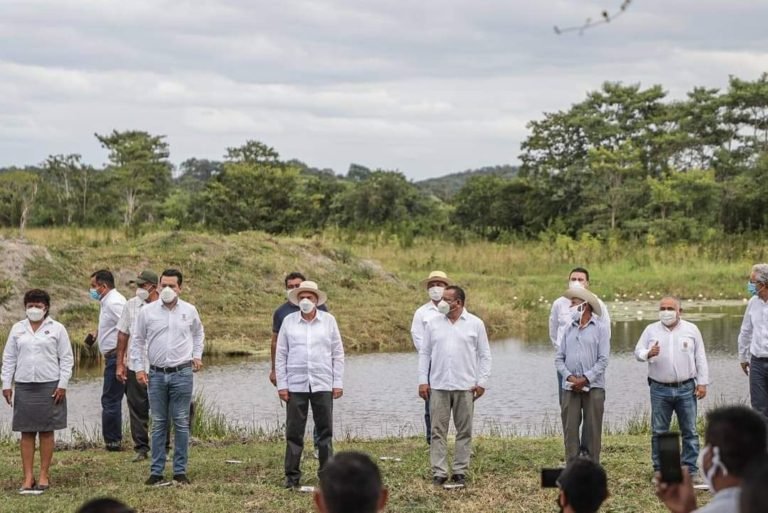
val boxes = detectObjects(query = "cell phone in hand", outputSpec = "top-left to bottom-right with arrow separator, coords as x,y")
84,333 -> 96,347
658,432 -> 683,483
541,468 -> 563,488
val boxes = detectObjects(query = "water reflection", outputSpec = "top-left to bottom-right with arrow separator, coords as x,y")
0,303 -> 751,440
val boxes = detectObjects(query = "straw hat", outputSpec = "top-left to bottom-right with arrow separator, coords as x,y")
420,271 -> 452,288
563,288 -> 603,317
287,281 -> 328,306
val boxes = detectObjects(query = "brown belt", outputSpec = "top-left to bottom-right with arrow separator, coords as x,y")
103,349 -> 118,358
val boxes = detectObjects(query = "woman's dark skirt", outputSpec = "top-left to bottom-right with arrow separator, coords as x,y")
12,381 -> 67,432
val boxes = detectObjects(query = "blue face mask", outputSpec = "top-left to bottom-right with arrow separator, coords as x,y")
747,281 -> 759,297
89,288 -> 101,301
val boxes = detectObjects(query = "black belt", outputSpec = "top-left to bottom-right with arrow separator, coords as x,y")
103,349 -> 118,358
752,355 -> 768,362
648,378 -> 694,388
150,362 -> 192,373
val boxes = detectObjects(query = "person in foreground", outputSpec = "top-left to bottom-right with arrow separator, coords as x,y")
132,268 -> 205,486
1,289 -> 74,494
555,458 -> 609,513
740,458 -> 768,513
314,452 -> 388,513
419,285 -> 492,487
76,497 -> 135,513
656,405 -> 768,513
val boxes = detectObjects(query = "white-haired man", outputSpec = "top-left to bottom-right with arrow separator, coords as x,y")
739,263 -> 768,422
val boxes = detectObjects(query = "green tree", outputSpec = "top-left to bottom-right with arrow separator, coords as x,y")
0,171 -> 39,233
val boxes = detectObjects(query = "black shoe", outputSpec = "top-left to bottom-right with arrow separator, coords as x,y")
145,475 -> 165,486
451,474 -> 466,486
105,442 -> 122,452
283,478 -> 299,489
173,474 -> 190,485
432,476 -> 448,486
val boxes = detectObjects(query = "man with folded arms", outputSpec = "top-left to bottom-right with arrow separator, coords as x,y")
131,269 -> 204,486
635,296 -> 708,478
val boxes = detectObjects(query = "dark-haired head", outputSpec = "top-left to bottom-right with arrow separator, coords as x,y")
558,458 -> 608,513
285,272 -> 306,288
76,497 -> 134,513
569,267 -> 590,283
23,289 -> 50,317
705,405 -> 767,477
90,269 -> 115,289
315,452 -> 387,513
161,268 -> 183,287
445,285 -> 466,305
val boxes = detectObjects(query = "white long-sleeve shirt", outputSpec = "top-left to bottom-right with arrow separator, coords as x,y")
97,288 -> 127,354
549,295 -> 611,349
410,301 -> 441,352
130,299 -> 204,370
117,296 -> 149,372
2,317 -> 74,389
276,310 -> 345,392
418,309 -> 492,391
635,319 -> 709,385
737,296 -> 768,363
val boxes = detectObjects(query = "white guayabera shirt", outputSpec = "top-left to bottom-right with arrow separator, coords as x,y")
130,299 -> 205,370
634,319 -> 709,385
2,317 -> 74,389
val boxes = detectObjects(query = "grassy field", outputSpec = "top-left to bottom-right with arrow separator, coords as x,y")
0,434 -> 710,513
0,227 -> 760,359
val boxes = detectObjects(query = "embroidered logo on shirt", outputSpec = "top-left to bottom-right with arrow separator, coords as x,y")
682,341 -> 688,349
44,331 -> 50,335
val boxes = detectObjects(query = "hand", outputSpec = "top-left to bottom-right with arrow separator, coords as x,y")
418,384 -> 430,400
655,468 -> 697,513
695,385 -> 707,400
116,362 -> 128,384
648,342 -> 661,358
2,389 -> 11,405
333,388 -> 343,399
52,388 -> 66,404
471,386 -> 485,401
741,362 -> 750,376
84,333 -> 96,347
136,371 -> 148,386
278,389 -> 290,402
269,370 -> 277,387
192,359 -> 203,372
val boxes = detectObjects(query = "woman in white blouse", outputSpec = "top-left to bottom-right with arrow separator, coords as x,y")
2,289 -> 74,494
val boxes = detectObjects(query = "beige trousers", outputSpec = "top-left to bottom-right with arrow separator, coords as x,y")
561,388 -> 605,463
430,389 -> 474,478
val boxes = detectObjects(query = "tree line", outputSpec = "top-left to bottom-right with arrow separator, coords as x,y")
2,73 -> 768,244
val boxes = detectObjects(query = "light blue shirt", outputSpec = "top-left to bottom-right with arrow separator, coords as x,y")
555,316 -> 610,389
695,486 -> 740,513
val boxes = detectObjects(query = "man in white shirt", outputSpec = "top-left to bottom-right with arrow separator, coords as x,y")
132,269 -> 204,486
635,296 -> 709,476
88,269 -> 127,451
549,268 -> 611,404
656,406 -> 766,513
411,270 -> 451,445
738,263 -> 768,423
418,285 -> 491,488
276,281 -> 345,489
115,270 -> 159,462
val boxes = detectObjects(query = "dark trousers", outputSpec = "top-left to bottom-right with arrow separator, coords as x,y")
126,370 -> 150,454
750,356 -> 768,423
424,397 -> 432,444
284,391 -> 333,484
102,354 -> 126,445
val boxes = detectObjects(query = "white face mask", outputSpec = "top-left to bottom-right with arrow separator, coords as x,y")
697,445 -> 728,493
569,280 -> 585,289
428,286 -> 445,302
136,287 -> 150,301
299,298 -> 316,314
659,310 -> 678,326
26,307 -> 45,322
570,303 -> 585,322
160,286 -> 177,304
437,300 -> 450,315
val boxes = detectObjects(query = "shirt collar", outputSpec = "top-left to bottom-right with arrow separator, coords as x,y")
571,315 -> 597,327
24,316 -> 53,332
299,309 -> 324,324
100,288 -> 116,303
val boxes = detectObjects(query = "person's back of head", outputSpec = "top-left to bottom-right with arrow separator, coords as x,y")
741,458 -> 768,513
558,458 -> 608,513
705,405 -> 767,480
76,497 -> 134,513
315,452 -> 388,513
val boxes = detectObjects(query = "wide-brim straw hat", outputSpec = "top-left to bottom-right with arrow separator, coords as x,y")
288,281 -> 328,306
420,271 -> 452,288
563,287 -> 603,317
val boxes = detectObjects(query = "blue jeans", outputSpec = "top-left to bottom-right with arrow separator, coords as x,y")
750,356 -> 768,423
102,354 -> 126,445
148,367 -> 193,477
650,380 -> 699,473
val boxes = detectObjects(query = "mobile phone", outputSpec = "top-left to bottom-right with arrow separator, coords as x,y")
658,432 -> 683,483
541,468 -> 563,488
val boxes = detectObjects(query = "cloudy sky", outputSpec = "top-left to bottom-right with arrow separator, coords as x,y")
1,0 -> 767,179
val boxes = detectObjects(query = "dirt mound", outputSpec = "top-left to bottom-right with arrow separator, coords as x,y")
0,238 -> 52,325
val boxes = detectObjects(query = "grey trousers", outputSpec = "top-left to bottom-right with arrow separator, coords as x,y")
430,389 -> 474,478
126,370 -> 150,454
561,388 -> 605,463
284,391 -> 333,484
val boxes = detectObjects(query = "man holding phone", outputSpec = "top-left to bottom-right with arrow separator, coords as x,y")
635,297 -> 709,478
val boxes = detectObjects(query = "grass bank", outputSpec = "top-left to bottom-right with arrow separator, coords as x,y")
0,228 -> 760,358
0,434 -> 706,513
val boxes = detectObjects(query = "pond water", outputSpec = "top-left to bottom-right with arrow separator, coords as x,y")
0,301 -> 752,440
